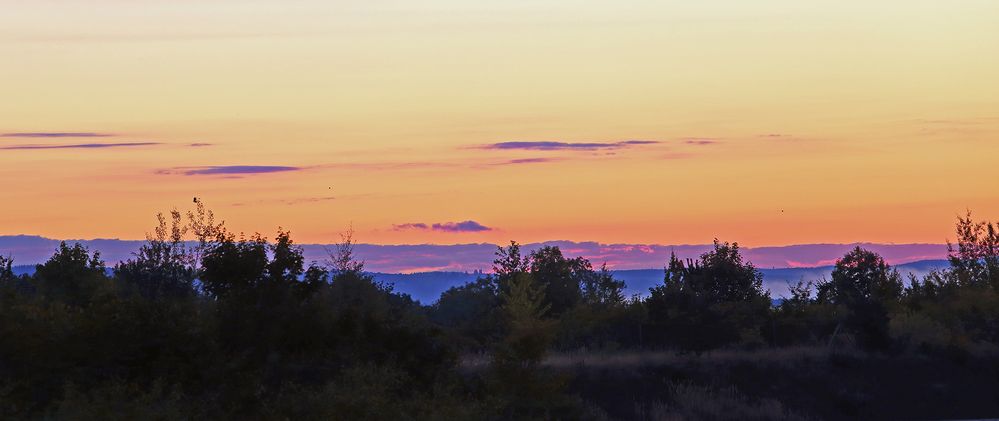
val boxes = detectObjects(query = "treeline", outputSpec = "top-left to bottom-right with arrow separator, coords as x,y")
436,212 -> 999,356
0,205 -> 997,419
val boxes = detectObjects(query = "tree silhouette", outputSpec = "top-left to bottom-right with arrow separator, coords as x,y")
493,241 -> 530,289
328,226 -> 364,275
647,240 -> 770,350
529,246 -> 589,316
947,211 -> 999,290
495,272 -> 554,367
114,210 -> 195,300
268,228 -> 305,286
186,199 -> 223,275
199,231 -> 269,300
580,263 -> 626,308
0,255 -> 13,284
818,247 -> 902,349
431,277 -> 502,349
34,242 -> 110,306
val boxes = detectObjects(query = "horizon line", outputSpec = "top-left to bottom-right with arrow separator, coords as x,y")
0,233 -> 950,249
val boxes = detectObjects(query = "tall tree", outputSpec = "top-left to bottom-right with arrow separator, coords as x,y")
268,229 -> 305,286
646,240 -> 770,350
818,247 -> 902,349
186,199 -> 223,276
947,211 -> 999,289
580,263 -> 626,308
114,210 -> 195,300
199,231 -> 269,299
34,242 -> 110,306
495,273 -> 554,367
328,226 -> 364,275
819,247 -> 903,306
528,246 -> 589,316
493,241 -> 529,285
0,255 -> 13,284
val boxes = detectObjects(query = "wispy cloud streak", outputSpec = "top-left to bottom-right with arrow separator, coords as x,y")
495,157 -> 559,165
1,142 -> 158,150
159,165 -> 301,176
1,132 -> 114,138
481,140 -> 659,151
393,223 -> 430,231
233,196 -> 336,206
682,138 -> 719,145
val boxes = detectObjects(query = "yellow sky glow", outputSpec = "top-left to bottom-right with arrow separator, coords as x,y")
1,0 -> 997,245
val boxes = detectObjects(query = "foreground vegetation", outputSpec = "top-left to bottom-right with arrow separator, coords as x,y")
1,204 -> 998,419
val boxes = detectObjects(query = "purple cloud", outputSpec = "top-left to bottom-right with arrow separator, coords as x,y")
482,140 -> 659,151
1,142 -> 159,150
432,221 -> 492,232
1,132 -> 114,138
394,220 -> 493,233
160,165 -> 301,176
188,143 -> 213,147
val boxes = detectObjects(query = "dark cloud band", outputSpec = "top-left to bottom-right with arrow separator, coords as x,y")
1,132 -> 114,138
160,165 -> 301,176
1,142 -> 158,150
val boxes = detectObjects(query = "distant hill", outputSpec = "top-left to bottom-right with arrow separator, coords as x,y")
1,235 -> 948,274
377,259 -> 951,303
9,260 -> 951,304
12,265 -> 35,277
3,235 -> 951,303
611,259 -> 950,301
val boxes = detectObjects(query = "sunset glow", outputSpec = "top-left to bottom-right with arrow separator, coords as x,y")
3,0 -> 998,245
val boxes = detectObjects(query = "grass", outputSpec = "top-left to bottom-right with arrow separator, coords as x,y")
636,382 -> 811,421
475,344 -> 999,420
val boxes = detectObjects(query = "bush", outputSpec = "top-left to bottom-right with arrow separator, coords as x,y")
889,312 -> 951,351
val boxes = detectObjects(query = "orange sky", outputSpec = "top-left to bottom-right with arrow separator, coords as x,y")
1,0 -> 997,246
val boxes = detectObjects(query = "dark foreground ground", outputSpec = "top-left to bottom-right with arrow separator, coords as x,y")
461,346 -> 999,420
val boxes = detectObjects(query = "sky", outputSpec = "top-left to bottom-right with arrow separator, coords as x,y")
1,0 -> 998,246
